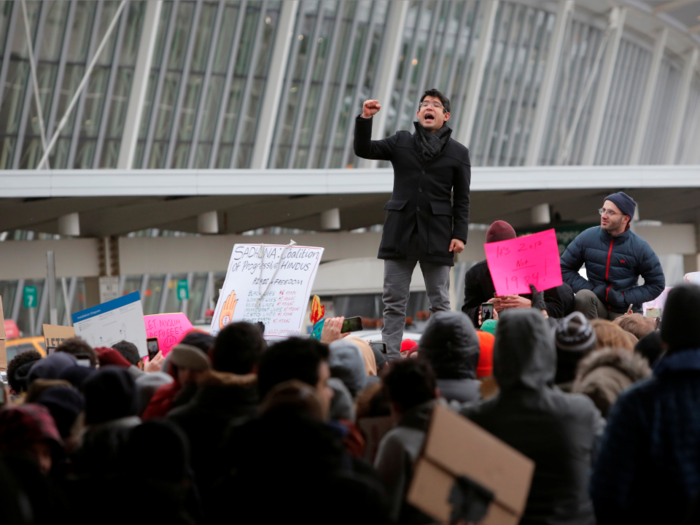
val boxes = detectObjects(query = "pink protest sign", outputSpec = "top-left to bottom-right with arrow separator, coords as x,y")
484,229 -> 563,296
144,313 -> 193,357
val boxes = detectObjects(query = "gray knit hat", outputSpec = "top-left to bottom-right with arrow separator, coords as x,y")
328,339 -> 367,398
555,312 -> 596,352
169,344 -> 211,371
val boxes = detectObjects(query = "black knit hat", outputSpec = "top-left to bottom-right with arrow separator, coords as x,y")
37,386 -> 85,439
555,312 -> 597,352
661,283 -> 700,352
83,366 -> 138,425
555,312 -> 597,385
604,192 -> 636,219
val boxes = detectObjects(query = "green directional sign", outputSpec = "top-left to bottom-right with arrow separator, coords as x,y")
177,279 -> 189,301
23,286 -> 38,308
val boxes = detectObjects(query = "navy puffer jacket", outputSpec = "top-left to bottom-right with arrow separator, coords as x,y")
560,226 -> 665,314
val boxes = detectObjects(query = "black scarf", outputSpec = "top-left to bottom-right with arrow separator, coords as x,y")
413,121 -> 452,161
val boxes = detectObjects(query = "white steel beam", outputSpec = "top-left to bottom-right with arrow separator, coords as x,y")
457,0 -> 499,149
629,28 -> 668,165
363,0 -> 409,169
117,0 -> 163,169
525,0 -> 573,166
581,7 -> 627,166
664,47 -> 699,164
5,165 -> 700,199
249,1 -> 299,169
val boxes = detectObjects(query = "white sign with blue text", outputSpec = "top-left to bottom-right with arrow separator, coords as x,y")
72,291 -> 148,357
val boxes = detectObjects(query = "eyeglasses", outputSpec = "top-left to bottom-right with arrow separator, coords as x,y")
598,208 -> 619,217
420,101 -> 444,110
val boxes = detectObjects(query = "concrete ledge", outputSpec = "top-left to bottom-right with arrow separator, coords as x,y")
1,165 -> 699,197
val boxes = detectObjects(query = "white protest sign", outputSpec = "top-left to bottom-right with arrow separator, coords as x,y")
210,243 -> 324,340
72,291 -> 148,357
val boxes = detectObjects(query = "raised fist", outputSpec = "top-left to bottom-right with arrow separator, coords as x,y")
362,99 -> 381,119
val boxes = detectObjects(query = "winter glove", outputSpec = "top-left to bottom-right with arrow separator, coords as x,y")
529,284 -> 547,311
94,347 -> 131,368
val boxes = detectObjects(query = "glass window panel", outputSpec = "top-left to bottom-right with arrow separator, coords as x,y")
172,142 -> 189,168
191,2 -> 217,73
148,140 -> 167,168
99,138 -> 120,168
212,4 -> 240,74
154,71 -> 180,140
120,0 -> 145,67
199,75 -> 223,142
49,137 -> 71,168
0,1 -> 15,57
95,1 -> 122,66
138,71 -> 158,138
39,2 -> 70,62
178,74 -> 203,142
66,1 -> 97,62
1,62 -> 30,135
80,66 -> 111,139
168,2 -> 195,70
73,138 -> 97,168
151,1 -> 173,68
194,143 -> 211,168
0,138 -> 15,169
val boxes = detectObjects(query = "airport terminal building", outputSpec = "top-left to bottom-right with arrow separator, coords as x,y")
1,0 -> 699,335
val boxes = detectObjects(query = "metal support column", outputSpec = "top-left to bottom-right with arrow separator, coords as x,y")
664,47 -> 699,164
117,0 -> 163,169
457,0 -> 499,148
524,0 -> 573,166
249,1 -> 300,169
581,7 -> 626,165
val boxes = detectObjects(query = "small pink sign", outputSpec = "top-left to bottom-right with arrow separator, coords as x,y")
484,229 -> 563,296
144,313 -> 193,357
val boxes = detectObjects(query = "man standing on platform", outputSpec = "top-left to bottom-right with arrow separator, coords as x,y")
354,89 -> 471,361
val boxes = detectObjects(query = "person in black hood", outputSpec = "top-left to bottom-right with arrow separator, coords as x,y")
460,309 -> 603,525
418,311 -> 480,403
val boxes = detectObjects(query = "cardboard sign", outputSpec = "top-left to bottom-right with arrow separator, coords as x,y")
407,404 -> 534,525
357,416 -> 394,464
144,313 -> 193,357
0,298 -> 6,369
43,324 -> 76,350
211,243 -> 324,339
72,291 -> 148,357
484,229 -> 563,296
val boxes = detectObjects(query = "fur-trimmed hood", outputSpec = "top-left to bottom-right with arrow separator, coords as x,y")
573,347 -> 651,417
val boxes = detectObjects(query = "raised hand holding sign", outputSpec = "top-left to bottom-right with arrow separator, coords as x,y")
484,229 -> 563,296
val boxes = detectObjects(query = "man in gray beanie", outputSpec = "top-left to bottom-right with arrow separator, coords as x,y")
560,191 -> 665,320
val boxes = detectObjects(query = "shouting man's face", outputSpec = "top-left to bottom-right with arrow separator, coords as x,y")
417,96 -> 450,133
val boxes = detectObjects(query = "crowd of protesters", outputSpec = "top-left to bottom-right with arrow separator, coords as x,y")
3,191 -> 700,524
2,278 -> 700,524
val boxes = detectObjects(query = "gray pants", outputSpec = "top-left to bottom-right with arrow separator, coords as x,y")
574,289 -> 624,321
382,258 -> 451,361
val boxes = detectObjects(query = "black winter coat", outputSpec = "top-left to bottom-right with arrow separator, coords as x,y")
560,226 -> 665,313
461,260 -> 575,325
354,116 -> 471,266
461,310 -> 603,525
